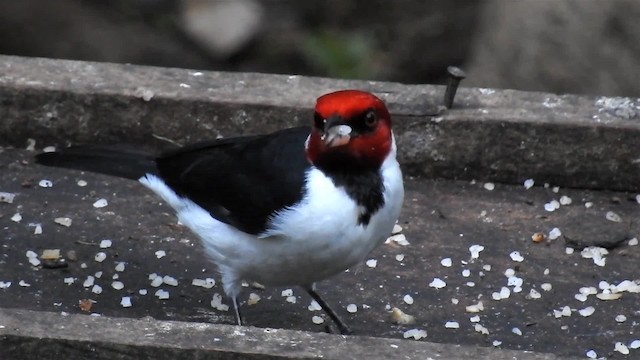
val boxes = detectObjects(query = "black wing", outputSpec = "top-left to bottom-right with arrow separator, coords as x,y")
156,126 -> 312,235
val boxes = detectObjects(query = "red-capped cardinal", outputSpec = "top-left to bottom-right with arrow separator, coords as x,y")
36,90 -> 404,334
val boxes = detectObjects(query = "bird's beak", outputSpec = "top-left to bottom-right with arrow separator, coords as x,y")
322,121 -> 352,148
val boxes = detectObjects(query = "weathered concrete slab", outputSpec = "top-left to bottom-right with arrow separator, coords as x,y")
1,56 -> 639,359
0,308 -> 573,360
1,147 -> 638,359
1,55 -> 639,191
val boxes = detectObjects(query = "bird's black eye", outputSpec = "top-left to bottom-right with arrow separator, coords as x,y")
314,112 -> 325,130
364,110 -> 377,127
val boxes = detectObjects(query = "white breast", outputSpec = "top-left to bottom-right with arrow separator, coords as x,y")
139,137 -> 404,299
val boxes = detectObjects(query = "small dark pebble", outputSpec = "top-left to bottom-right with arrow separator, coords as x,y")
42,258 -> 68,269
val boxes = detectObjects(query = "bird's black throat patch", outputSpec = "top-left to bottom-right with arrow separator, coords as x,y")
323,167 -> 385,226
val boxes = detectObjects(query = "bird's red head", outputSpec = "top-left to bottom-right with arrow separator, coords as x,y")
306,90 -> 393,172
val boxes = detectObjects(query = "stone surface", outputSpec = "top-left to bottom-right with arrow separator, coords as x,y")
467,0 -> 640,97
0,148 -> 638,359
1,55 -> 639,191
0,309 -> 570,360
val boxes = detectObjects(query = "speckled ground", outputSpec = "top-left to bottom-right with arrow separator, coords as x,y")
1,147 -> 639,359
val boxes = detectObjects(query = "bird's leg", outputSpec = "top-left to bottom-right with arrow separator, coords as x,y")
232,296 -> 243,326
304,285 -> 352,335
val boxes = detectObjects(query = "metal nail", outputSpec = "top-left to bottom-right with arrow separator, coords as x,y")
444,66 -> 467,109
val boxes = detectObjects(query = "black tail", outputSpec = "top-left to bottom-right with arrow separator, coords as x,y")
35,145 -> 157,180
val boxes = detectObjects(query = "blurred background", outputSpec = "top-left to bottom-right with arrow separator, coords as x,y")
0,0 -> 638,97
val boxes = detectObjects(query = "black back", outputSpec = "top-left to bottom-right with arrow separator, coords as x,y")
156,126 -> 311,235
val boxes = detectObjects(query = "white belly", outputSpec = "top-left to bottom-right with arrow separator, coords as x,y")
140,149 -> 404,297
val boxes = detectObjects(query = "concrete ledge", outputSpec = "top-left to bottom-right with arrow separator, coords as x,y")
1,55 -> 639,191
0,308 -> 574,360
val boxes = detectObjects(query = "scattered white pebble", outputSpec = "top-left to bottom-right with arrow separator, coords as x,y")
474,324 -> 489,335
395,254 -> 405,261
483,264 -> 492,271
10,213 -> 22,223
580,286 -> 598,295
63,277 -> 75,285
308,300 -> 322,311
93,199 -> 108,208
38,179 -> 53,188
615,314 -> 627,323
54,217 -> 72,227
247,293 -> 261,305
483,182 -> 495,191
33,224 -> 42,235
192,278 -> 216,288
440,258 -> 452,267
615,342 -> 630,355
541,283 -> 552,291
565,247 -> 575,255
286,296 -> 297,304
523,179 -> 534,189
114,262 -> 126,272
0,281 -> 11,289
469,245 -> 485,259
386,234 -> 410,246
112,281 -> 124,290
628,237 -> 638,246
77,180 -> 88,187
150,276 -> 163,288
155,250 -> 166,259
584,201 -> 593,208
281,288 -> 294,297
493,340 -> 503,347
504,268 -> 515,277
392,224 -> 403,234
139,289 -> 148,295
580,246 -> 608,267
492,287 -> 510,300
543,268 -> 550,275
548,227 -> 562,240
162,275 -> 178,286
429,278 -> 446,289
403,329 -> 427,340
312,316 -> 325,324
528,289 -> 542,299
155,289 -> 170,300
544,200 -> 560,212
120,296 -> 132,308
586,350 -> 597,359
466,281 -> 476,287
461,269 -> 471,277
91,284 -> 103,294
0,192 -> 16,203
509,251 -> 524,262
94,252 -> 107,262
596,292 -> 622,301
579,306 -> 595,317
366,259 -> 377,268
18,280 -> 30,287
470,315 -> 481,323
451,298 -> 459,305
346,304 -> 358,313
606,211 -> 622,222
512,327 -> 522,336
403,294 -> 414,305
466,301 -> 484,313
445,321 -> 459,329
630,340 -> 640,349
559,195 -> 572,205
99,239 -> 112,248
27,254 -> 41,266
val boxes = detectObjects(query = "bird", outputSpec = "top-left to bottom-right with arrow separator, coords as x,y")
36,89 -> 404,334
